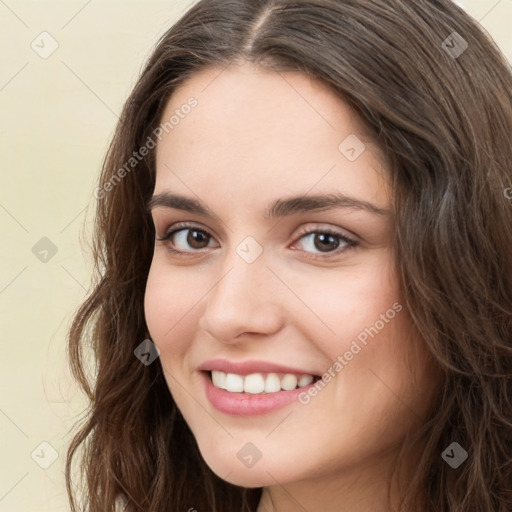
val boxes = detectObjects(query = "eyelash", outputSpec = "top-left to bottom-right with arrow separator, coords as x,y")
156,222 -> 358,260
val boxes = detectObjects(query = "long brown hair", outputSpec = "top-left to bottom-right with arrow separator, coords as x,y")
66,1 -> 512,510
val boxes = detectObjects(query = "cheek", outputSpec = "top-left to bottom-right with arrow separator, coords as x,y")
288,250 -> 401,351
291,252 -> 428,426
144,263 -> 168,341
143,260 -> 199,355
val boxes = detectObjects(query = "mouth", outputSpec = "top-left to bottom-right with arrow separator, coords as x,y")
199,365 -> 322,416
206,370 -> 321,394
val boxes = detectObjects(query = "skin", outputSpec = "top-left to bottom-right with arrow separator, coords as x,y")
144,61 -> 436,512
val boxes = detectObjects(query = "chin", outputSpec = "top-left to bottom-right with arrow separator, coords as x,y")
196,440 -> 288,488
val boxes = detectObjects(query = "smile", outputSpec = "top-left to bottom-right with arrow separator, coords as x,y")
210,370 -> 316,394
198,360 -> 321,416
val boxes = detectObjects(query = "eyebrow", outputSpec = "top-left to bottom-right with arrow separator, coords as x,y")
146,192 -> 390,219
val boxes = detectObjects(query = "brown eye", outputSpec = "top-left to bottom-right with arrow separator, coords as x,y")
293,229 -> 356,256
312,233 -> 341,252
184,229 -> 210,249
161,227 -> 215,251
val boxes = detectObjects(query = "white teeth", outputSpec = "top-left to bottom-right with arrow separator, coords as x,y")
225,373 -> 244,392
210,371 -> 315,394
264,373 -> 281,393
298,375 -> 314,387
211,370 -> 227,389
243,373 -> 265,394
281,374 -> 298,391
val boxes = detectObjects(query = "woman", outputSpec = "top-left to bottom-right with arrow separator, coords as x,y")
66,0 -> 512,510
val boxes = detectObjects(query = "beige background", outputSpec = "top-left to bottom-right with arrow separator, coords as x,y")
0,1 -> 511,510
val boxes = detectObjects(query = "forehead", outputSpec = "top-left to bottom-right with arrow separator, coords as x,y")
154,62 -> 389,211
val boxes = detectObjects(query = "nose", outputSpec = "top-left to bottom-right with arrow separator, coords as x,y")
198,250 -> 285,343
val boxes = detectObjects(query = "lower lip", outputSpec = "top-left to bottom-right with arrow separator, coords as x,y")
201,371 -> 317,416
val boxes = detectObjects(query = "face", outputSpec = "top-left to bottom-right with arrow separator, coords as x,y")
144,62 -> 434,494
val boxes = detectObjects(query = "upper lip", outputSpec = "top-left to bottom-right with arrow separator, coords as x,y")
198,359 -> 318,376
